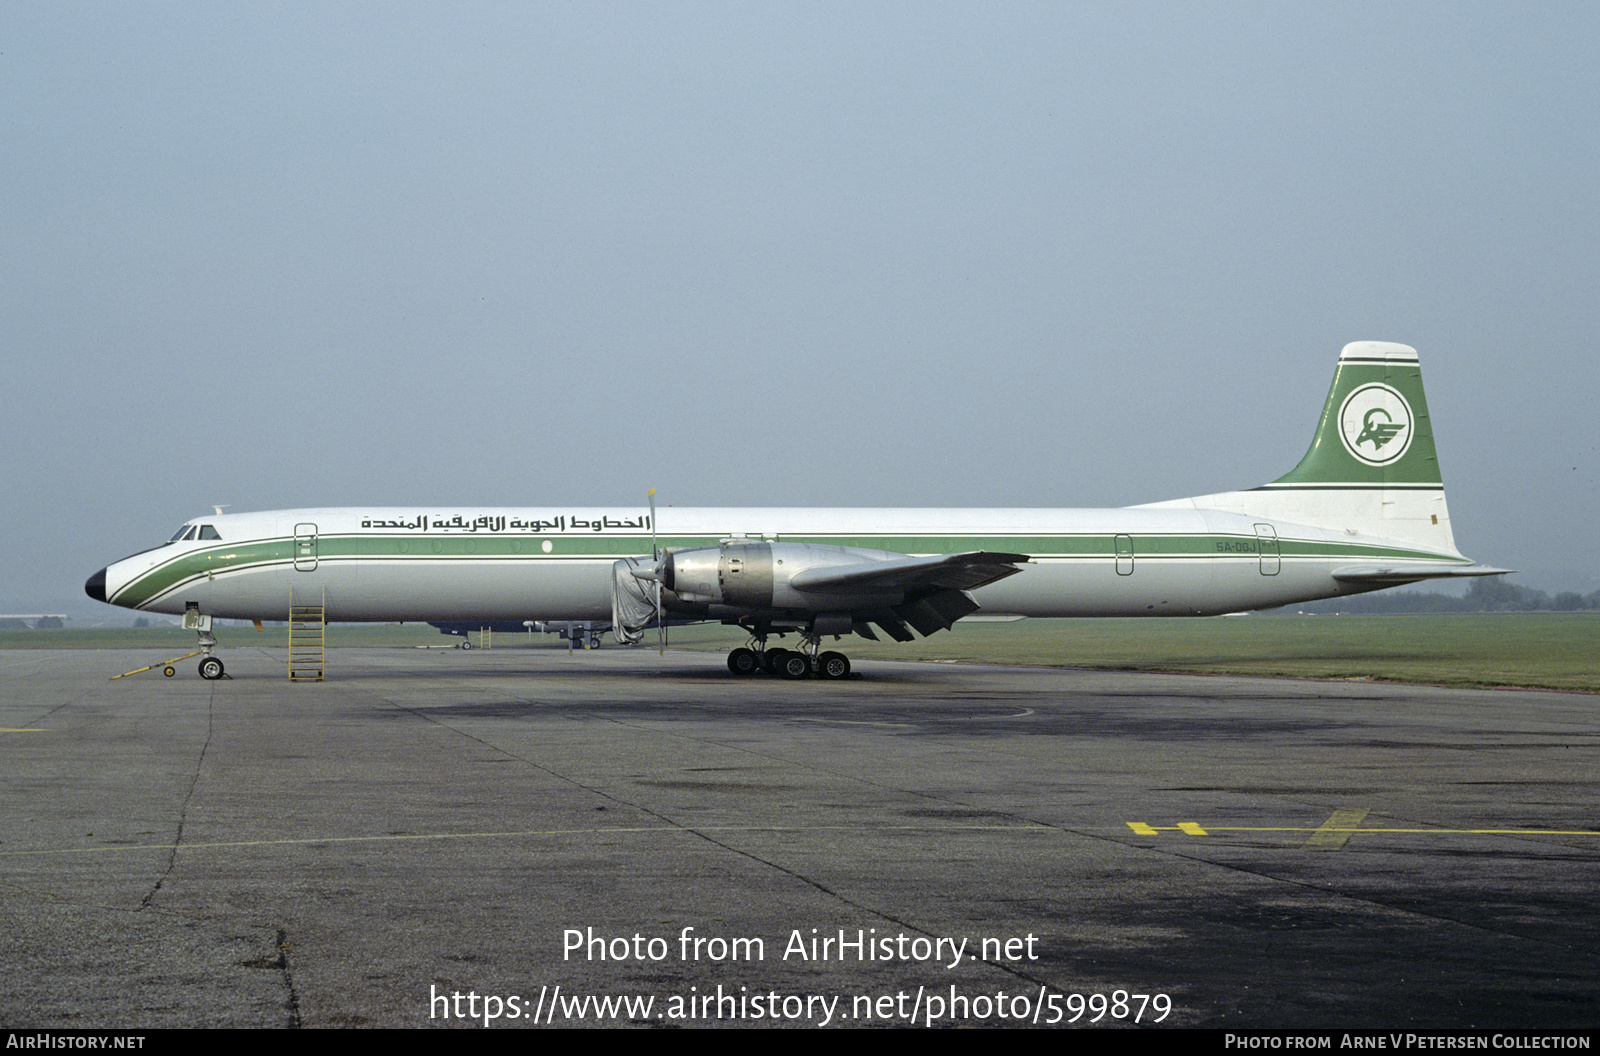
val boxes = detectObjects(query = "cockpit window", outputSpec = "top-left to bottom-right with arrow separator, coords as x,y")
165,524 -> 218,544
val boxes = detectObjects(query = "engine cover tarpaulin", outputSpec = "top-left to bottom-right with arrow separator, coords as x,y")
611,557 -> 657,646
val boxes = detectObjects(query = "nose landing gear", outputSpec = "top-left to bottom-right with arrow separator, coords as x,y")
186,605 -> 228,680
108,606 -> 231,682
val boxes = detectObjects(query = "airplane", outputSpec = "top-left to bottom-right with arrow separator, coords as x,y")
86,341 -> 1506,681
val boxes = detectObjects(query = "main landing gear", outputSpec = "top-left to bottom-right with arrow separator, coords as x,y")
726,635 -> 852,681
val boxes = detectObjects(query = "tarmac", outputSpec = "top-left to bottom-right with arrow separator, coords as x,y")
3,644 -> 1598,1029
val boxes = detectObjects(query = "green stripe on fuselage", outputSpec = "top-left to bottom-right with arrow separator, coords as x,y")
112,531 -> 1465,609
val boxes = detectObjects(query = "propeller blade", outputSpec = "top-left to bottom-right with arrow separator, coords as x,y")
648,488 -> 659,561
648,489 -> 665,656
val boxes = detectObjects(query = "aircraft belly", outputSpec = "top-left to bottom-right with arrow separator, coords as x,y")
138,557 -> 616,623
973,559 -> 1211,617
974,555 -> 1349,617
327,558 -> 614,621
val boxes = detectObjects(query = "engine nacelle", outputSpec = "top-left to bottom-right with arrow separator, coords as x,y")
661,540 -> 904,612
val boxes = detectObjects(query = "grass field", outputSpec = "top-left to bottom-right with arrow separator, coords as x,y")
7,614 -> 1595,692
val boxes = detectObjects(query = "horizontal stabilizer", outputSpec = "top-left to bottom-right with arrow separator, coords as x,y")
1332,564 -> 1514,584
789,551 -> 1029,595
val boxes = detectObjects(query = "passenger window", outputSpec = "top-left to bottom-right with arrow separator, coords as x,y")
198,525 -> 221,540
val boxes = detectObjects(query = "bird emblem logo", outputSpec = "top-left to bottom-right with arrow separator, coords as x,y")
1355,407 -> 1406,451
1338,383 -> 1414,466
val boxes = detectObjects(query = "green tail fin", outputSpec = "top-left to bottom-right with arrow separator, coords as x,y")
1272,341 -> 1442,487
1140,341 -> 1464,557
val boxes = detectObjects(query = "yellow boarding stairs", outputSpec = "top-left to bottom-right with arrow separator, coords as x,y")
289,591 -> 325,682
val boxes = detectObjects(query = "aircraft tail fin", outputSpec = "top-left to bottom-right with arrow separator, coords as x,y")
1271,340 -> 1442,491
1141,341 -> 1464,555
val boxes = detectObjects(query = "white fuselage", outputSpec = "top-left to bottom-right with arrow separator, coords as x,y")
95,504 -> 1463,624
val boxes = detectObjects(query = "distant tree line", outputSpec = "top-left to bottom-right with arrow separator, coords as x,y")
1283,579 -> 1600,615
0,616 -> 65,629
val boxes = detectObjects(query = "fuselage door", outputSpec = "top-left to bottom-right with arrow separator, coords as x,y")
1114,534 -> 1135,576
294,523 -> 319,572
1254,523 -> 1280,576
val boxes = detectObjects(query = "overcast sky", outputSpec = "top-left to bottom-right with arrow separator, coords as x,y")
5,2 -> 1596,614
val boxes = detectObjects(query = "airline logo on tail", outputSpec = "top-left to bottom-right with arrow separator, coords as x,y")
1338,383 -> 1413,466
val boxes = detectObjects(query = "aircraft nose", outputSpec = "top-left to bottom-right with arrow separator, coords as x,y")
85,568 -> 108,603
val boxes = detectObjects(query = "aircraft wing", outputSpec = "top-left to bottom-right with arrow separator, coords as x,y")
1332,563 -> 1515,584
788,551 -> 1031,595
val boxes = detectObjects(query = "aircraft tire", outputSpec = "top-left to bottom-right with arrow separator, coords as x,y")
763,648 -> 791,675
817,651 -> 851,680
198,657 -> 225,681
779,653 -> 811,680
727,648 -> 760,676
459,640 -> 474,650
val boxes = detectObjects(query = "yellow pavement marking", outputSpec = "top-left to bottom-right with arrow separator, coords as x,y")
1304,808 -> 1371,850
1222,826 -> 1600,835
1127,819 -> 1600,838
1,729 -> 47,733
